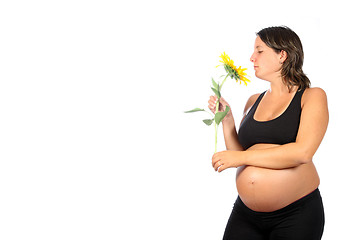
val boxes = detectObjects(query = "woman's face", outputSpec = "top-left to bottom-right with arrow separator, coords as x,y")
250,36 -> 284,81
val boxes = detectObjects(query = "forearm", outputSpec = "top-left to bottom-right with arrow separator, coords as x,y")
222,119 -> 244,151
241,142 -> 309,169
213,88 -> 329,172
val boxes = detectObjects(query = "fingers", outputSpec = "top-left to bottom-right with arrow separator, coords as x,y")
214,160 -> 225,172
212,152 -> 224,172
208,95 -> 217,113
214,161 -> 223,172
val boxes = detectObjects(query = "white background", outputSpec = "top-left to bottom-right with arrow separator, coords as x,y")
0,0 -> 359,239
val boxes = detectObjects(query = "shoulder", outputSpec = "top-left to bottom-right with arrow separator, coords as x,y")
243,93 -> 262,114
302,87 -> 328,107
301,88 -> 328,121
303,87 -> 327,97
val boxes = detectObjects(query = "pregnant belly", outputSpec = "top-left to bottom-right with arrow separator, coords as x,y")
236,145 -> 320,212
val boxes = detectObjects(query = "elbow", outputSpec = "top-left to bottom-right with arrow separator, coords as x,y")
298,149 -> 314,164
292,142 -> 314,164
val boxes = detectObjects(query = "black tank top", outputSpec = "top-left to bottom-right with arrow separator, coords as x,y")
238,88 -> 305,150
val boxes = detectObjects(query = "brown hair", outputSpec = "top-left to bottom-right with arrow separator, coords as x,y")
257,26 -> 310,91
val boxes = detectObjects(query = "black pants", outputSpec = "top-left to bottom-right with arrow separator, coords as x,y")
223,189 -> 325,240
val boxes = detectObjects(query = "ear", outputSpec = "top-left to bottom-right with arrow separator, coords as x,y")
279,50 -> 287,63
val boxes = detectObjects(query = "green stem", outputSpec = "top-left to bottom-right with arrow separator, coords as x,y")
215,100 -> 219,153
215,123 -> 218,153
205,110 -> 214,118
219,73 -> 230,91
214,73 -> 230,153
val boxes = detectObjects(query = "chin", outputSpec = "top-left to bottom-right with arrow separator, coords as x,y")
254,72 -> 271,82
254,73 -> 264,80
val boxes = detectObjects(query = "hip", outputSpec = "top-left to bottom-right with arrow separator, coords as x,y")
223,189 -> 325,239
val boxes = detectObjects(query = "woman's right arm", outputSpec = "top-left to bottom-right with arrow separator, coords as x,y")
222,115 -> 243,151
208,94 -> 259,151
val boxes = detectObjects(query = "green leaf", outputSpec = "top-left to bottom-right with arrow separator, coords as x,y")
214,106 -> 230,125
211,87 -> 218,98
184,108 -> 205,113
212,78 -> 218,90
211,85 -> 221,99
202,119 -> 214,126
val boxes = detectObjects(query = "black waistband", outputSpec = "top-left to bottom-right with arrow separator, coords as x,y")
236,188 -> 320,216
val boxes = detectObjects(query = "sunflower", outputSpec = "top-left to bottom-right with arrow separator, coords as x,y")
218,52 -> 250,85
185,52 -> 250,153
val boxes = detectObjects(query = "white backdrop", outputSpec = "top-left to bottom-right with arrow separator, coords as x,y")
1,0 -> 359,239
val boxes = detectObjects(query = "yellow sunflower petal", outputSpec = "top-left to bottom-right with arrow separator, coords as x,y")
218,52 -> 250,86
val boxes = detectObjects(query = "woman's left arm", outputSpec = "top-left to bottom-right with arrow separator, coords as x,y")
212,88 -> 329,172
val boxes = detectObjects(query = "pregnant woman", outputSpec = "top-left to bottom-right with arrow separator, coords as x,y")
208,26 -> 329,240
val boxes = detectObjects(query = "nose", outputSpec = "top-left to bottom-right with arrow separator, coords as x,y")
250,53 -> 255,63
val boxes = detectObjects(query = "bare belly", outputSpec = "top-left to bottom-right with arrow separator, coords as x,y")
236,144 -> 320,212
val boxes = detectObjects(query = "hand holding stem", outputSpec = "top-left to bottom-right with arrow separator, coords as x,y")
184,52 -> 249,161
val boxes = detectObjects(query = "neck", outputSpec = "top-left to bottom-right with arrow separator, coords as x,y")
268,77 -> 292,96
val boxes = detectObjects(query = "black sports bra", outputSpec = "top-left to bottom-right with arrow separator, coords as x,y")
238,88 -> 305,150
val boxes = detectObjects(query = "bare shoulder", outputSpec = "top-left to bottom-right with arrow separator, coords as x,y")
243,93 -> 261,115
302,87 -> 328,107
301,87 -> 329,123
